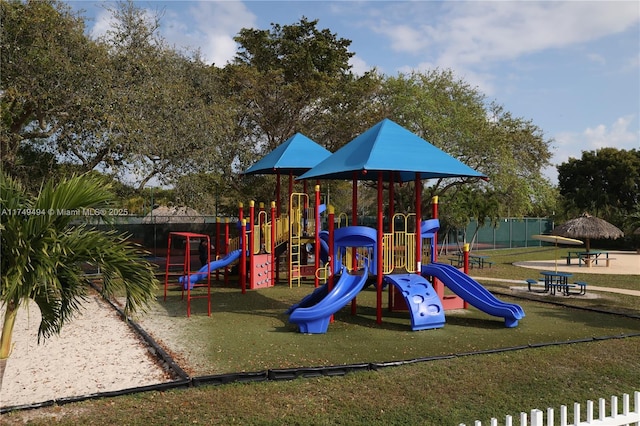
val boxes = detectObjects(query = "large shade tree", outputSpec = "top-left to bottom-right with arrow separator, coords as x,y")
0,0 -> 110,187
223,18 -> 382,203
0,173 -> 159,391
379,70 -> 554,220
557,148 -> 640,231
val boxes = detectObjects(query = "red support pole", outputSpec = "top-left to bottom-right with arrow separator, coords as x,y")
240,218 -> 247,294
376,172 -> 384,325
431,196 -> 439,264
289,172 -> 293,205
462,243 -> 470,309
328,205 -> 335,323
276,170 -> 281,218
185,236 -> 192,317
314,185 -> 321,288
463,243 -> 470,275
352,173 -> 358,226
249,201 -> 255,290
304,180 -> 309,235
215,219 -> 221,281
224,219 -> 230,286
388,173 -> 395,311
351,173 -> 358,315
206,234 -> 211,316
259,202 -> 265,251
415,173 -> 422,273
270,202 -> 276,287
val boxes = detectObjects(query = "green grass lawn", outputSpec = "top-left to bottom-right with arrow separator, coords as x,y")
3,247 -> 639,425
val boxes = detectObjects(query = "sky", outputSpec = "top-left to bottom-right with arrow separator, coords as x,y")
67,0 -> 640,184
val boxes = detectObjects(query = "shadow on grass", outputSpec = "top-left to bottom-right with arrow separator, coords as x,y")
159,284 -> 294,319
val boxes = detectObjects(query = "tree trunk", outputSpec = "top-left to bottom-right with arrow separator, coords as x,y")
0,358 -> 6,392
0,300 -> 19,393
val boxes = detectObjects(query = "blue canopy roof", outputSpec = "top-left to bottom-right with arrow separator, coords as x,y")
297,119 -> 486,182
243,133 -> 332,177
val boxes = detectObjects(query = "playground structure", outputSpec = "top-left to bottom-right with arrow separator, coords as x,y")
163,118 -> 524,330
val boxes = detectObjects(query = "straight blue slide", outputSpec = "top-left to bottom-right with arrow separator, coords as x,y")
179,249 -> 242,290
289,266 -> 369,334
421,263 -> 524,328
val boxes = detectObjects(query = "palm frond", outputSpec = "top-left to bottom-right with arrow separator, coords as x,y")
1,172 -> 158,342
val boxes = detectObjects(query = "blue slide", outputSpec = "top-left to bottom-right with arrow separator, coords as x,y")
179,249 -> 242,290
421,263 -> 524,328
288,265 -> 369,334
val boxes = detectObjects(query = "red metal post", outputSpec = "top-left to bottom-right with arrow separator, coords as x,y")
314,185 -> 321,288
270,201 -> 276,287
388,173 -> 394,311
431,196 -> 439,264
376,172 -> 384,325
240,218 -> 247,294
185,235 -> 192,317
249,201 -> 255,290
328,205 -> 335,323
215,219 -> 221,281
350,173 -> 358,315
463,243 -> 470,275
415,173 -> 422,273
276,170 -> 281,218
224,218 -> 230,286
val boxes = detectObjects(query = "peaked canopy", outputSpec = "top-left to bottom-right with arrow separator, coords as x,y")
551,212 -> 624,251
296,119 -> 486,182
243,133 -> 332,177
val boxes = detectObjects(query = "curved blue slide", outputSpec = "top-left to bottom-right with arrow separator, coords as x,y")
421,262 -> 524,328
288,266 -> 369,334
179,249 -> 242,290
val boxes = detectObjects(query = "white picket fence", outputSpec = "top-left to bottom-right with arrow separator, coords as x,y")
460,391 -> 640,426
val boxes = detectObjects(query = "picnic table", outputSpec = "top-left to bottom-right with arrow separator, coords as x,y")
527,271 -> 587,296
539,271 -> 573,295
566,250 -> 610,267
448,252 -> 493,269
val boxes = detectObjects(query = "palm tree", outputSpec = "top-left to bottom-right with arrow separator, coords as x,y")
0,173 -> 159,391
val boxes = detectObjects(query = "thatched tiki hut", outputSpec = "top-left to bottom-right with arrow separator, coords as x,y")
551,212 -> 624,252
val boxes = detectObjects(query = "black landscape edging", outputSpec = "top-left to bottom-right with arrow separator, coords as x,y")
88,280 -> 190,382
192,371 -> 269,386
4,282 -> 638,415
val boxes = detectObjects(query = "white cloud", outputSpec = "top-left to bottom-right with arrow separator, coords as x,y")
89,7 -> 117,40
583,115 -> 639,150
159,1 -> 255,66
86,1 -> 255,66
369,2 -> 639,78
349,55 -> 370,76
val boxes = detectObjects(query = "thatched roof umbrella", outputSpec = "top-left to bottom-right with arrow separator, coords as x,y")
551,212 -> 624,251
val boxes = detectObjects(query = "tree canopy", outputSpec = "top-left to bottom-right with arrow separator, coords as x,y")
1,0 -> 557,221
557,148 -> 640,232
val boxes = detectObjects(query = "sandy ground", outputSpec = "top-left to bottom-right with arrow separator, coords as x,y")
0,294 -> 171,409
514,250 -> 640,276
